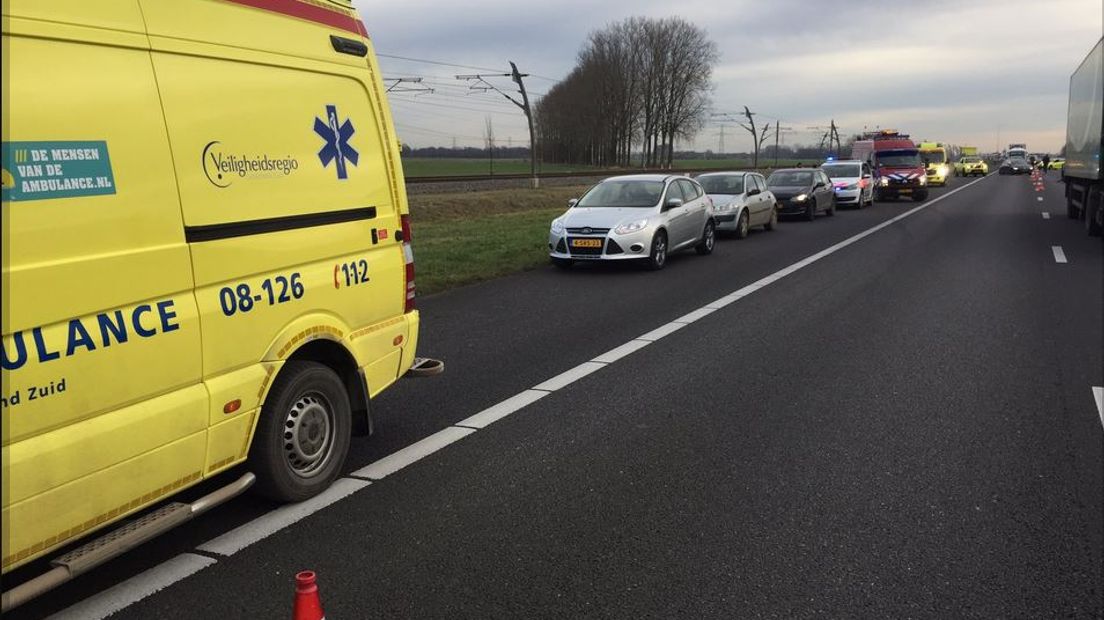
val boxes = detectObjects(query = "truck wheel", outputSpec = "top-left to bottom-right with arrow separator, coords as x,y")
250,361 -> 352,502
1087,192 -> 1103,237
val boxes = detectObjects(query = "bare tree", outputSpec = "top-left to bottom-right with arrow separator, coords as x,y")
536,16 -> 718,168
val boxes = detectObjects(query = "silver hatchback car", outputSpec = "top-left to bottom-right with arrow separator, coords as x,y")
549,175 -> 715,270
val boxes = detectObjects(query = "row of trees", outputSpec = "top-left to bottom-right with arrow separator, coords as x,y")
535,16 -> 719,168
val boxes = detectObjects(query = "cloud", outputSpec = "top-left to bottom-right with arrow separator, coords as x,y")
358,0 -> 1102,152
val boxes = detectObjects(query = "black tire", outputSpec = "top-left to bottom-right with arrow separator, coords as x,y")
805,200 -> 816,221
551,257 -> 574,270
764,208 -> 778,231
646,230 -> 668,270
735,211 -> 749,239
913,190 -> 929,202
1087,193 -> 1103,237
826,197 -> 836,217
250,361 -> 352,502
696,220 -> 716,255
1067,199 -> 1080,219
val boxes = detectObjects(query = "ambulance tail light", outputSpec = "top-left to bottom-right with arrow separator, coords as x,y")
400,214 -> 415,313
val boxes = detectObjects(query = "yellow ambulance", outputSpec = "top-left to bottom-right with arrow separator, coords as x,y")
918,142 -> 950,186
2,0 -> 422,602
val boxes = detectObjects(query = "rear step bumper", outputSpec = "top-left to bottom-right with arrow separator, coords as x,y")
405,357 -> 444,377
1,472 -> 255,613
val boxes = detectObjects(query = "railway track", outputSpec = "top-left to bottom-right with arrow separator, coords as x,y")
405,164 -> 784,184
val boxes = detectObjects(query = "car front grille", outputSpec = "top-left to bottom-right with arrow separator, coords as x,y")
566,227 -> 610,235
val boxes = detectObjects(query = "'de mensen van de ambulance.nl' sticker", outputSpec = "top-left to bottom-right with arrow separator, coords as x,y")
1,141 -> 116,202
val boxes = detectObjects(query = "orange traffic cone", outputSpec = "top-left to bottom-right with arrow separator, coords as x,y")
293,571 -> 326,620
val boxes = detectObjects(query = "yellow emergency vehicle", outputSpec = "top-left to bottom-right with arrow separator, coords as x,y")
2,0 -> 426,606
918,142 -> 950,186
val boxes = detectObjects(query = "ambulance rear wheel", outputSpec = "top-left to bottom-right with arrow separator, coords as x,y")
250,361 -> 352,502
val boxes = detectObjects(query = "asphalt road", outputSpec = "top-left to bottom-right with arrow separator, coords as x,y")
8,170 -> 1103,618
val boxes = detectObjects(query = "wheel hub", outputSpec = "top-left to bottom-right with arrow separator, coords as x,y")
283,393 -> 334,478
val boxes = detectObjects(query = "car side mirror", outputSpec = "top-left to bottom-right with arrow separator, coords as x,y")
862,174 -> 872,179
815,181 -> 826,189
747,188 -> 761,196
665,198 -> 684,210
567,198 -> 579,208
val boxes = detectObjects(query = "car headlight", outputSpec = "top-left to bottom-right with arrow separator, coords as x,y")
550,219 -> 564,234
879,177 -> 890,186
846,183 -> 858,190
919,176 -> 927,185
614,218 -> 649,235
938,165 -> 948,176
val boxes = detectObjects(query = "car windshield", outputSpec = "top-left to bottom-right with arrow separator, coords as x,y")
962,157 -> 981,163
821,164 -> 861,178
1009,157 -> 1028,165
921,151 -> 946,164
767,171 -> 813,187
577,180 -> 664,208
698,175 -> 745,194
875,150 -> 921,167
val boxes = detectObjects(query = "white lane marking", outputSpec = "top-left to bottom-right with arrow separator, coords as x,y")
1052,246 -> 1068,263
90,175 -> 994,617
1094,387 -> 1103,428
351,427 -> 476,480
674,307 -> 717,324
1037,196 -> 1044,202
455,390 -> 549,429
49,554 -> 216,620
532,361 -> 606,391
198,478 -> 369,556
1042,212 -> 1051,219
592,339 -> 651,364
637,321 -> 687,342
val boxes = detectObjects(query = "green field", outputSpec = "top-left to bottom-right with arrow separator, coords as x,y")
410,185 -> 586,294
402,158 -> 599,177
401,157 -> 823,177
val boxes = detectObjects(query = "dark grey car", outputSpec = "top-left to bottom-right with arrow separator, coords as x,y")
767,169 -> 837,221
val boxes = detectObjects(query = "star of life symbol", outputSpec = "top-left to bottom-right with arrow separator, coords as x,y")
314,104 -> 358,179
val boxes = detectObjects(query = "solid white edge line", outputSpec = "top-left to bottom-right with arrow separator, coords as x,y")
1094,387 -> 1104,428
1042,212 -> 1051,219
48,553 -> 216,620
532,361 -> 607,391
637,321 -> 687,342
592,339 -> 651,364
89,174 -> 997,618
1052,246 -> 1068,263
351,427 -> 476,480
673,307 -> 717,324
198,478 -> 369,556
455,390 -> 549,429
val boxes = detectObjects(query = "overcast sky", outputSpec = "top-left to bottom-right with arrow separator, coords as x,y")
359,0 -> 1102,153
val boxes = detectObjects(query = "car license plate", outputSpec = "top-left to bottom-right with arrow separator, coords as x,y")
571,238 -> 602,248
899,189 -> 912,194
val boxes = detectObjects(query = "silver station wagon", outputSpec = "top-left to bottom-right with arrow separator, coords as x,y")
548,175 -> 716,270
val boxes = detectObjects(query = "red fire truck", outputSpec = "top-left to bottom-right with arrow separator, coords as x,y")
851,130 -> 929,202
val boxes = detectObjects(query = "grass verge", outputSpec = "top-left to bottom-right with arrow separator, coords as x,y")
410,186 -> 588,294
